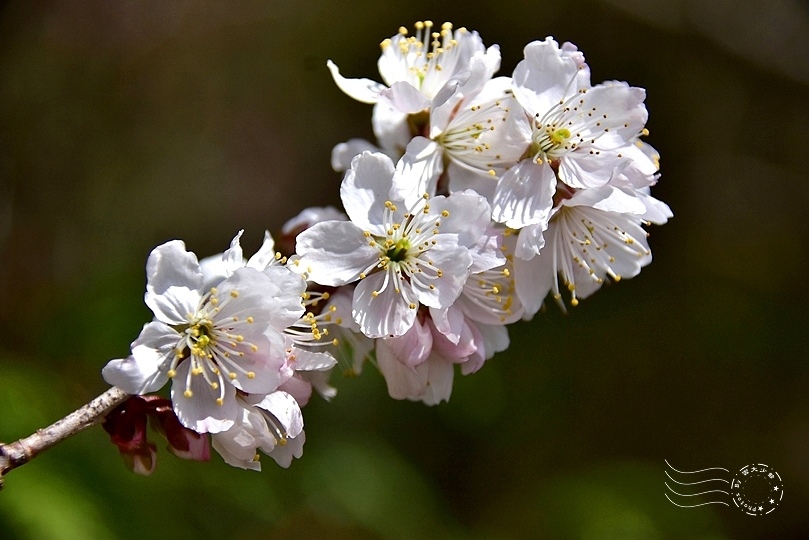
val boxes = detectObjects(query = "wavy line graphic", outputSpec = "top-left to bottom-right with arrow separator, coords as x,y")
665,459 -> 729,475
664,460 -> 732,508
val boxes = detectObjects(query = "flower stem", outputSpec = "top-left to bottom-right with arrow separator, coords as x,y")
0,386 -> 130,490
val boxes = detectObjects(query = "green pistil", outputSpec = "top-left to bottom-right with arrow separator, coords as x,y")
386,238 -> 411,262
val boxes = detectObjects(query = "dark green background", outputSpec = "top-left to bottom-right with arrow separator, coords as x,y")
1,1 -> 807,538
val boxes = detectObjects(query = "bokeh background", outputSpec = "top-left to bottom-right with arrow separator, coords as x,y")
1,0 -> 808,538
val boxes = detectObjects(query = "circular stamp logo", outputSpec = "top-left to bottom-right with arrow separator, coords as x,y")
730,463 -> 783,516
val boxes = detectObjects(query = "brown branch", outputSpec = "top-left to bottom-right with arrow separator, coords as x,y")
0,386 -> 130,490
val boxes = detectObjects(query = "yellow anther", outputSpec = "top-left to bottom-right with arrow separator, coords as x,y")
372,291 -> 379,297
570,298 -> 579,307
247,371 -> 255,379
409,303 -> 417,309
398,26 -> 408,35
488,169 -> 496,176
215,398 -> 224,406
230,290 -> 239,298
183,390 -> 193,398
229,372 -> 237,380
246,316 -> 254,323
210,382 -> 219,390
441,210 -> 450,217
167,369 -> 176,378
251,345 -> 258,352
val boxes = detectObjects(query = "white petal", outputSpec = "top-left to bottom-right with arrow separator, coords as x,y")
432,190 -> 492,247
293,221 -> 379,286
410,241 -> 472,309
391,137 -> 443,206
340,151 -> 396,235
372,102 -> 410,157
492,160 -> 556,229
565,185 -> 646,215
288,346 -> 338,371
145,240 -> 204,324
245,230 -> 277,270
353,271 -> 416,338
513,38 -> 581,117
331,139 -> 383,172
218,266 -> 305,330
326,60 -> 385,104
268,430 -> 305,468
514,221 -> 547,260
281,206 -> 348,235
172,362 -> 238,434
418,356 -> 455,406
103,321 -> 177,393
378,81 -> 431,114
257,391 -> 304,439
513,249 -> 554,319
558,153 -> 625,189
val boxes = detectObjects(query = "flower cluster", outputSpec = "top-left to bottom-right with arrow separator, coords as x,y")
102,21 -> 670,474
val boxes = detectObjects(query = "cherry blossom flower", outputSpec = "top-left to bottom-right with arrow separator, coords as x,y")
211,391 -> 305,471
291,151 -> 491,338
102,239 -> 306,433
513,171 -> 672,316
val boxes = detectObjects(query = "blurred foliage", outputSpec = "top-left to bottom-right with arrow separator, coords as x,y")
1,0 -> 809,538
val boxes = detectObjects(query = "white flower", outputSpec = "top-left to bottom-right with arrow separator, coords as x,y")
292,152 -> 491,338
513,183 -> 669,316
327,21 -> 498,114
199,229 -> 286,290
211,391 -> 305,471
102,239 -> 306,433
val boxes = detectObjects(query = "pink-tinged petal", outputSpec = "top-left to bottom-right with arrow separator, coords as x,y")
410,242 -> 471,309
429,314 -> 479,362
513,250 -> 554,319
461,323 -> 509,375
171,362 -> 238,434
353,271 -> 416,338
378,81 -> 431,114
381,318 -> 433,367
278,375 -> 313,408
492,160 -> 556,229
103,322 -> 176,394
513,38 -> 581,117
293,221 -> 379,286
145,240 -> 204,324
340,151 -> 396,235
327,60 -> 385,104
429,305 -> 465,345
332,138 -> 383,172
268,430 -> 305,468
391,137 -> 443,206
376,339 -> 429,400
432,190 -> 492,247
256,391 -> 303,439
